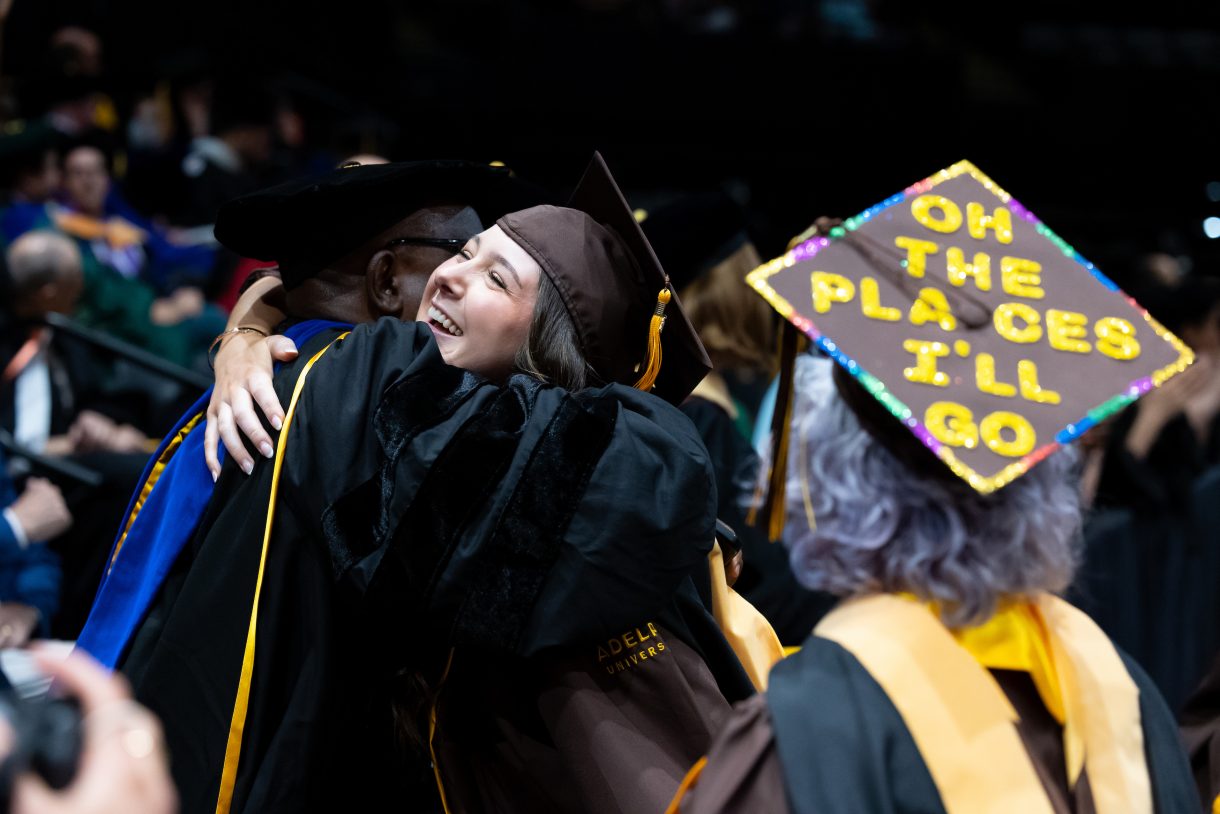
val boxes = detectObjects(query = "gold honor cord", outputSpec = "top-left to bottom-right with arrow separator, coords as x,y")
108,413 -> 205,573
214,333 -> 348,814
664,756 -> 708,814
427,649 -> 458,814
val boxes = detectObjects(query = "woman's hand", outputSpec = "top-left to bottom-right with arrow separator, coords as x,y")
204,331 -> 298,480
10,649 -> 177,814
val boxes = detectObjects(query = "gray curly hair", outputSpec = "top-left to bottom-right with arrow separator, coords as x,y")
782,355 -> 1083,628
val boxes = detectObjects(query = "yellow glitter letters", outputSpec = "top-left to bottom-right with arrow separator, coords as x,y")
1000,256 -> 1045,300
811,271 -> 855,314
966,202 -> 1014,244
993,303 -> 1043,344
903,339 -> 950,387
911,195 -> 963,234
860,277 -> 902,322
895,236 -> 939,279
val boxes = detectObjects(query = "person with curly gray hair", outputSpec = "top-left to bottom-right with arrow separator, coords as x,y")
782,355 -> 1082,629
669,354 -> 1197,814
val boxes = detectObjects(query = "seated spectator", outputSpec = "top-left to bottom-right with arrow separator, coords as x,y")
2,231 -> 193,637
0,123 -> 63,246
177,82 -> 275,227
0,456 -> 68,648
7,168 -> 226,369
54,142 -> 216,294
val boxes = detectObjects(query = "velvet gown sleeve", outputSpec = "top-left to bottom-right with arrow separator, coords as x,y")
320,368 -> 719,661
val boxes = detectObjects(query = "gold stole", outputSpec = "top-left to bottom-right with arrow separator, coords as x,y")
815,594 -> 1152,814
52,208 -> 149,248
214,334 -> 348,814
706,541 -> 785,690
689,373 -> 739,421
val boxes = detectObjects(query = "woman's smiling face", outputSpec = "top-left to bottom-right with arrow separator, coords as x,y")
416,224 -> 541,380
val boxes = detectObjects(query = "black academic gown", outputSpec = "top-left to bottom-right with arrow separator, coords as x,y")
678,635 -> 1197,814
122,318 -> 745,814
680,396 -> 836,645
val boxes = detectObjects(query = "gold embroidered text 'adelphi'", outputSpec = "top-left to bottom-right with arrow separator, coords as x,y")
597,622 -> 667,675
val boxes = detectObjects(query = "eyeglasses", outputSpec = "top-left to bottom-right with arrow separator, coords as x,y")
385,237 -> 466,253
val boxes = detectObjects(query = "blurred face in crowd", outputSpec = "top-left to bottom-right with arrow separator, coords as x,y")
39,266 -> 85,317
225,125 -> 273,167
62,146 -> 110,216
50,26 -> 104,76
415,224 -> 541,381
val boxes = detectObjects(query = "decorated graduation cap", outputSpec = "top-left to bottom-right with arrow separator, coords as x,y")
214,159 -> 544,289
749,160 -> 1193,528
497,153 -> 712,405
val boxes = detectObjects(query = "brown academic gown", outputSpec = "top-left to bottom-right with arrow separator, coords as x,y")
429,539 -> 782,814
431,625 -> 732,814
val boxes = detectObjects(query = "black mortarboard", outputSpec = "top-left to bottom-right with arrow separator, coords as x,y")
214,160 -> 546,289
640,190 -> 751,291
496,153 -> 712,405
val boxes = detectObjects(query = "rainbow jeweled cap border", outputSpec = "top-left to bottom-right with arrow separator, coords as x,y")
748,160 -> 1194,494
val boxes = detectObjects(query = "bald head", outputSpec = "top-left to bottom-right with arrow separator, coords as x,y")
6,231 -> 84,318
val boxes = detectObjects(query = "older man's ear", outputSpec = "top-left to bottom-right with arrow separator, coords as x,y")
366,250 -> 407,317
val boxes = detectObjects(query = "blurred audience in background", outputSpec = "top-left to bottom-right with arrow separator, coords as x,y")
0,456 -> 67,649
1071,256 -> 1220,711
0,0 -> 1214,754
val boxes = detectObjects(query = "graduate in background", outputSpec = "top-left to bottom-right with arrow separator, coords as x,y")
673,357 -> 1195,813
670,163 -> 1198,814
643,191 -> 835,645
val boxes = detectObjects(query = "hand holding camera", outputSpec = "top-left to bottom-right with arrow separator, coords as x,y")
3,649 -> 176,814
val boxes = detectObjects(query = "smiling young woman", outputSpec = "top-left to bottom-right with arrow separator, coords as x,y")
416,226 -> 541,380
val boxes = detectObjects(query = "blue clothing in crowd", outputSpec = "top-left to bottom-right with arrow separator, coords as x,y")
0,453 -> 62,634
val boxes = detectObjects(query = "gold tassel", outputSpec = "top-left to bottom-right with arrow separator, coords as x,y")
633,288 -> 672,392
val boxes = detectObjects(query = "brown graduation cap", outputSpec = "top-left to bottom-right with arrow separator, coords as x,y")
750,160 -> 1194,496
496,153 -> 712,406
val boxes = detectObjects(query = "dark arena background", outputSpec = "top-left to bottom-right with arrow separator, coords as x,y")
5,0 -> 1219,279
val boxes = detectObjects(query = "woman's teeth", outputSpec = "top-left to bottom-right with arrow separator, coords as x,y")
428,306 -> 463,336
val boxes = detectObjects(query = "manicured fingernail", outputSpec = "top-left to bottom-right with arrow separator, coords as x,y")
271,416 -> 283,431
211,468 -> 219,483
242,460 -> 254,475
259,442 -> 274,458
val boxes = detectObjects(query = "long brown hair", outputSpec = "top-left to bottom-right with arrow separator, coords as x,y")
514,271 -> 596,391
679,241 -> 776,375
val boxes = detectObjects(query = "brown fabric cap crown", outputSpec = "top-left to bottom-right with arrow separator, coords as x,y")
495,153 -> 711,405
